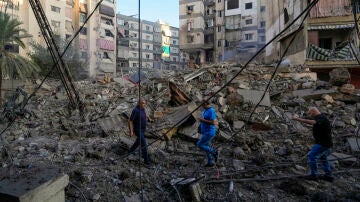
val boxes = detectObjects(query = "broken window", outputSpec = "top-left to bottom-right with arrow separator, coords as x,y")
187,5 -> 194,14
105,29 -> 114,37
103,52 -> 110,59
101,17 -> 113,26
187,35 -> 194,43
227,0 -> 239,9
284,8 -> 289,24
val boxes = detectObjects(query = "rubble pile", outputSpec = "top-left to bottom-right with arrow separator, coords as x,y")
1,64 -> 360,201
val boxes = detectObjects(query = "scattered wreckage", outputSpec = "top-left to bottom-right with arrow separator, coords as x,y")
0,64 -> 360,201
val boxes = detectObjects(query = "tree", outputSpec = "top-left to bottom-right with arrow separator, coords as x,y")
29,35 -> 87,81
0,11 -> 40,102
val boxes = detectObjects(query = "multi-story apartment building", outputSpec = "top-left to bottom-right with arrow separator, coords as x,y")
5,0 -> 116,78
179,0 -> 266,65
116,14 -> 185,71
265,0 -> 360,88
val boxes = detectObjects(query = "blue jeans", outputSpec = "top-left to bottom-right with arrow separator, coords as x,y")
197,133 -> 216,165
308,144 -> 332,176
129,130 -> 150,163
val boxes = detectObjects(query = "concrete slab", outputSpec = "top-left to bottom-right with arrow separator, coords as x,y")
97,115 -> 126,135
347,138 -> 360,152
328,152 -> 357,163
237,89 -> 271,107
291,89 -> 337,100
0,166 -> 68,202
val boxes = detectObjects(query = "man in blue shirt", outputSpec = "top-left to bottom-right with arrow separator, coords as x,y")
197,99 -> 218,167
128,99 -> 152,166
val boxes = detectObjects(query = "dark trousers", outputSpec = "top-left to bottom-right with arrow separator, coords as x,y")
129,130 -> 150,163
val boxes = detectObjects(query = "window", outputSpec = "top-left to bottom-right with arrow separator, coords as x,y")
103,52 -> 110,59
218,40 -> 221,47
146,54 -> 150,59
132,53 -> 137,57
187,35 -> 194,43
187,5 -> 194,13
245,3 -> 253,9
80,13 -> 87,23
173,40 -> 177,45
217,26 -> 221,32
80,27 -> 87,35
81,52 -> 88,59
227,0 -> 239,9
260,6 -> 266,12
245,33 -> 253,40
245,19 -> 252,25
146,26 -> 150,31
146,45 -> 150,49
218,10 -> 222,17
259,36 -> 266,42
260,21 -> 266,28
146,35 -> 150,40
51,20 -> 60,28
218,0 -> 221,2
51,5 -> 61,13
105,29 -> 114,37
132,63 -> 138,67
101,17 -> 113,25
173,57 -> 176,62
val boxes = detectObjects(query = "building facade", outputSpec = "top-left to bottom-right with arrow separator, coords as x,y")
4,0 -> 117,78
116,14 -> 185,71
179,0 -> 267,66
265,0 -> 360,88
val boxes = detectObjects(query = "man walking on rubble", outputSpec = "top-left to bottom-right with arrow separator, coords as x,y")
197,99 -> 219,167
292,107 -> 334,182
128,99 -> 153,167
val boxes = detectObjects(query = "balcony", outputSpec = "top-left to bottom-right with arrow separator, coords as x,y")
204,27 -> 214,34
204,0 -> 215,6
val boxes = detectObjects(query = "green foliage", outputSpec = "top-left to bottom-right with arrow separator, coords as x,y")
29,35 -> 88,81
0,11 -> 40,96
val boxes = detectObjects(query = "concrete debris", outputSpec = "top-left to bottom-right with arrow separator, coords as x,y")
1,64 -> 360,201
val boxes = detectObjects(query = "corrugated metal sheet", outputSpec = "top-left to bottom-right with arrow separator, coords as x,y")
308,23 -> 354,30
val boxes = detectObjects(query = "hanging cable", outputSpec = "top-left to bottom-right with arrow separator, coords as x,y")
0,0 -> 105,137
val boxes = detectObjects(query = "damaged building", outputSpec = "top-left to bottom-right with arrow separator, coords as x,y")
1,0 -> 360,201
266,0 -> 360,88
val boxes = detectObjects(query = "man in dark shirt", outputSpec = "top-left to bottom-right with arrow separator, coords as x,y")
292,107 -> 333,182
128,99 -> 152,167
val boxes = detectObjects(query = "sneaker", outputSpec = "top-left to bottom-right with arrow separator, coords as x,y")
303,174 -> 319,181
319,174 -> 334,182
213,150 -> 219,162
205,163 -> 215,167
